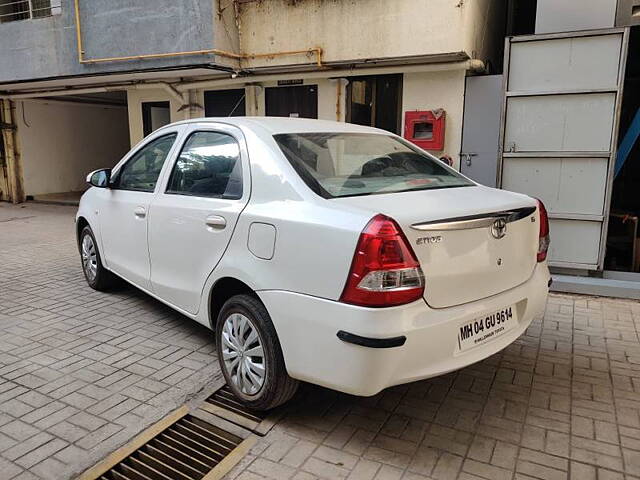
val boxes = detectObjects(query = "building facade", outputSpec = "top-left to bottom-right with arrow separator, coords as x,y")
0,0 -> 505,204
2,0 -> 640,293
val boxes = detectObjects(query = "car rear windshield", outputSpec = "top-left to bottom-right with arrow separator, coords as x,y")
273,132 -> 473,198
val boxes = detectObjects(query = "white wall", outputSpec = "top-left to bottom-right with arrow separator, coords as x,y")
535,0 -> 617,34
127,89 -> 189,146
16,100 -> 130,196
402,70 -> 467,168
238,0 -> 468,69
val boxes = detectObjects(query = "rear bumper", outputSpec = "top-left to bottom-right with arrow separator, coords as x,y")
258,263 -> 550,396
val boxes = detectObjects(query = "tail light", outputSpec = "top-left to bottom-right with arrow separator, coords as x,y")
340,214 -> 425,307
536,199 -> 550,262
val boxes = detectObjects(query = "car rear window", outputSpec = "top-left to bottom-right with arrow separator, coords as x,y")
273,133 -> 473,198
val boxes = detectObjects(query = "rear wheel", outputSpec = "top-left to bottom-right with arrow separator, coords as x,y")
79,226 -> 117,291
216,294 -> 298,410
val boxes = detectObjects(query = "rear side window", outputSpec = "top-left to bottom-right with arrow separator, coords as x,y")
274,133 -> 473,198
166,131 -> 243,199
114,133 -> 177,192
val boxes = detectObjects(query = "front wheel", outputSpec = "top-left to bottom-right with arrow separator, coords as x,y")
79,226 -> 117,291
216,294 -> 299,410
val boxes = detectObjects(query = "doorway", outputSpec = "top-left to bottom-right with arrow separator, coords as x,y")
346,74 -> 402,134
265,85 -> 318,119
142,101 -> 170,137
204,89 -> 246,117
16,92 -> 130,204
605,26 -> 640,273
0,124 -> 7,201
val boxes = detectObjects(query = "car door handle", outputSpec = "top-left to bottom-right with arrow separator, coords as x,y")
205,215 -> 226,230
134,206 -> 146,218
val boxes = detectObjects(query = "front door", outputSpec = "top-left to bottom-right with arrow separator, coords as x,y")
148,124 -> 249,314
460,75 -> 502,187
99,132 -> 179,290
265,85 -> 318,119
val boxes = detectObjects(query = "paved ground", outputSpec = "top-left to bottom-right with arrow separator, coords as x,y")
2,203 -> 640,480
0,202 -> 222,479
229,293 -> 640,480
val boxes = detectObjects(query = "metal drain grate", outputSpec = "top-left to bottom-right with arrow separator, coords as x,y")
94,413 -> 244,480
200,384 -> 283,436
204,385 -> 265,423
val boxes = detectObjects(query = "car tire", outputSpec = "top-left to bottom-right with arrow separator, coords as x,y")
79,226 -> 117,291
216,294 -> 299,410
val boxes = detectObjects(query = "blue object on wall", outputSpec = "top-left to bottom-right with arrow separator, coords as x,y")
615,108 -> 640,179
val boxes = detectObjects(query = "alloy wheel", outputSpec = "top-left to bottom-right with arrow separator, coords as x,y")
81,234 -> 98,281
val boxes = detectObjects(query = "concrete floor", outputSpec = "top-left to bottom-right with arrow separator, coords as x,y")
1,202 -> 640,480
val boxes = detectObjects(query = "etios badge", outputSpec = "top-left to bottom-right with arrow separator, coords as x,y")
491,218 -> 507,239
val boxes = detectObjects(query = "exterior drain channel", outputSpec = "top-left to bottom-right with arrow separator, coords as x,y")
201,384 -> 283,435
79,405 -> 257,480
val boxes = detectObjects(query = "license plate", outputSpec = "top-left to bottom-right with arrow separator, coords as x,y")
457,306 -> 517,352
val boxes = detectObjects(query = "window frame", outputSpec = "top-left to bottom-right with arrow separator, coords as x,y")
163,126 -> 246,200
110,132 -> 179,194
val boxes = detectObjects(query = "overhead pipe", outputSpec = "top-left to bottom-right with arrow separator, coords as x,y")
174,59 -> 485,92
73,0 -> 322,67
0,59 -> 484,101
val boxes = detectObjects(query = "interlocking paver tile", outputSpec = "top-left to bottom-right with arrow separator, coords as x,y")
5,202 -> 640,480
0,204 -> 222,479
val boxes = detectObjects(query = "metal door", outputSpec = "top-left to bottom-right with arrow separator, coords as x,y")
265,85 -> 318,119
460,75 -> 503,187
499,29 -> 629,270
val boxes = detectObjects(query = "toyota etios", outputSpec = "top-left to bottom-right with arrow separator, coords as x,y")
77,117 -> 550,410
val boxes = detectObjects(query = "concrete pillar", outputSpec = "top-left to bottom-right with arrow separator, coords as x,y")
0,100 -> 24,203
245,85 -> 265,116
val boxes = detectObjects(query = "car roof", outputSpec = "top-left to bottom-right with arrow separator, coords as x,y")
165,116 -> 391,135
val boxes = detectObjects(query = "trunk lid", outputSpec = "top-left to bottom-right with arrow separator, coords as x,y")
334,185 -> 539,308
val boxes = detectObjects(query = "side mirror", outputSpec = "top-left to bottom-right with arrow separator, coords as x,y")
86,169 -> 111,188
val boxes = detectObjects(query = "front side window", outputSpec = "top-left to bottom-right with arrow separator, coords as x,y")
166,131 -> 242,199
114,133 -> 177,192
274,133 -> 473,198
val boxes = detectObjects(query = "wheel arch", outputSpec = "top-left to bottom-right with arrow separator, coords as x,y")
208,277 -> 256,329
76,216 -> 90,249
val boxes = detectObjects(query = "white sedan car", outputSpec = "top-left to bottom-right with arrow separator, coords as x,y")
77,117 -> 550,410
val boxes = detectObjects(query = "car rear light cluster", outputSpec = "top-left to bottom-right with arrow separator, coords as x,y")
536,199 -> 550,262
340,214 -> 425,307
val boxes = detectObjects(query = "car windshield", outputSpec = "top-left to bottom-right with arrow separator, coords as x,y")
273,132 -> 473,198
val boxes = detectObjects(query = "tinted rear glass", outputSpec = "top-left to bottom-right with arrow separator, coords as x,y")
273,133 -> 473,198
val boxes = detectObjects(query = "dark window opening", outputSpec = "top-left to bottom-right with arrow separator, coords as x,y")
606,26 -> 640,272
142,102 -> 170,138
204,89 -> 246,117
0,0 -> 54,23
506,0 -> 537,36
346,74 -> 402,135
265,85 -> 318,119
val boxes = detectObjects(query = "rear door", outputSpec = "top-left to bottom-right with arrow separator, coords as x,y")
148,123 -> 250,314
499,29 -> 628,270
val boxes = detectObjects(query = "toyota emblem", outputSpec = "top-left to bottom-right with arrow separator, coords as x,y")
491,218 -> 507,239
